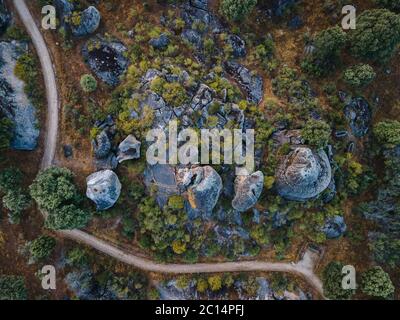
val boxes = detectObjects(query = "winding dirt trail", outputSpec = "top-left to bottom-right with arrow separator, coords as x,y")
13,0 -> 326,299
13,0 -> 58,169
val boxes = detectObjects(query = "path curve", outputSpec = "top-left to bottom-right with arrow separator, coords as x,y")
13,0 -> 325,299
13,0 -> 58,169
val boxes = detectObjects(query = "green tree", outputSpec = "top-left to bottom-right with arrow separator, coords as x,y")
196,278 -> 209,293
45,204 -> 91,230
220,0 -> 257,22
343,64 -> 376,88
28,236 -> 56,262
208,275 -> 222,291
80,74 -> 98,93
350,9 -> 400,61
374,0 -> 400,12
302,26 -> 347,76
30,167 -> 91,230
0,167 -> 23,192
0,276 -> 27,300
29,167 -> 82,212
369,233 -> 400,268
2,189 -> 31,224
302,119 -> 332,149
374,120 -> 400,148
66,247 -> 89,267
322,261 -> 355,300
361,266 -> 394,299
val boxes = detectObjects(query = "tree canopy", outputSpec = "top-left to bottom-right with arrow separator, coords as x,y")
80,74 -> 98,93
28,236 -> 56,262
350,9 -> 400,61
301,119 -> 332,149
30,167 -> 91,230
0,276 -> 27,300
374,120 -> 400,148
220,0 -> 257,22
361,266 -> 395,298
343,64 -> 376,88
322,261 -> 355,300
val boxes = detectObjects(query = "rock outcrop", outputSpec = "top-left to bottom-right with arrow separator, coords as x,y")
344,97 -> 371,138
181,0 -> 222,34
181,29 -> 203,49
149,33 -> 170,50
144,164 -> 179,208
117,135 -> 141,163
55,0 -> 100,37
177,166 -> 222,214
225,61 -> 263,105
91,116 -> 118,170
93,130 -> 111,159
86,170 -> 121,211
0,42 -> 39,151
70,6 -> 101,37
227,34 -> 246,58
276,147 -> 332,201
322,216 -> 347,239
232,171 -> 264,212
82,37 -> 129,86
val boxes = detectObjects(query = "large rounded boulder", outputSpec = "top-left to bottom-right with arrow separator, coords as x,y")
276,147 -> 332,201
86,170 -> 121,211
71,6 -> 101,37
177,166 -> 222,214
232,171 -> 264,212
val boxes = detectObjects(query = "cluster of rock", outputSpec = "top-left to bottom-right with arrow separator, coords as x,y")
138,66 -> 264,216
55,0 -> 101,37
91,115 -> 118,170
88,117 -> 141,210
0,41 -> 40,151
225,61 -> 264,105
157,276 -> 311,300
82,36 -> 129,86
343,96 -> 371,138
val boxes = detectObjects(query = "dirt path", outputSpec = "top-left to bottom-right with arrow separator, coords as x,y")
13,0 -> 59,169
13,0 -> 326,299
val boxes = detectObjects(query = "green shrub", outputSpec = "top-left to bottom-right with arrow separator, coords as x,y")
302,26 -> 347,76
168,195 -> 185,210
220,0 -> 257,22
28,236 -> 56,262
80,74 -> 98,93
350,9 -> 400,61
0,168 -> 23,193
322,261 -> 355,299
0,276 -> 27,300
30,167 -> 91,230
361,266 -> 395,298
343,64 -> 376,87
301,119 -> 332,149
2,189 -> 31,224
374,120 -> 400,148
